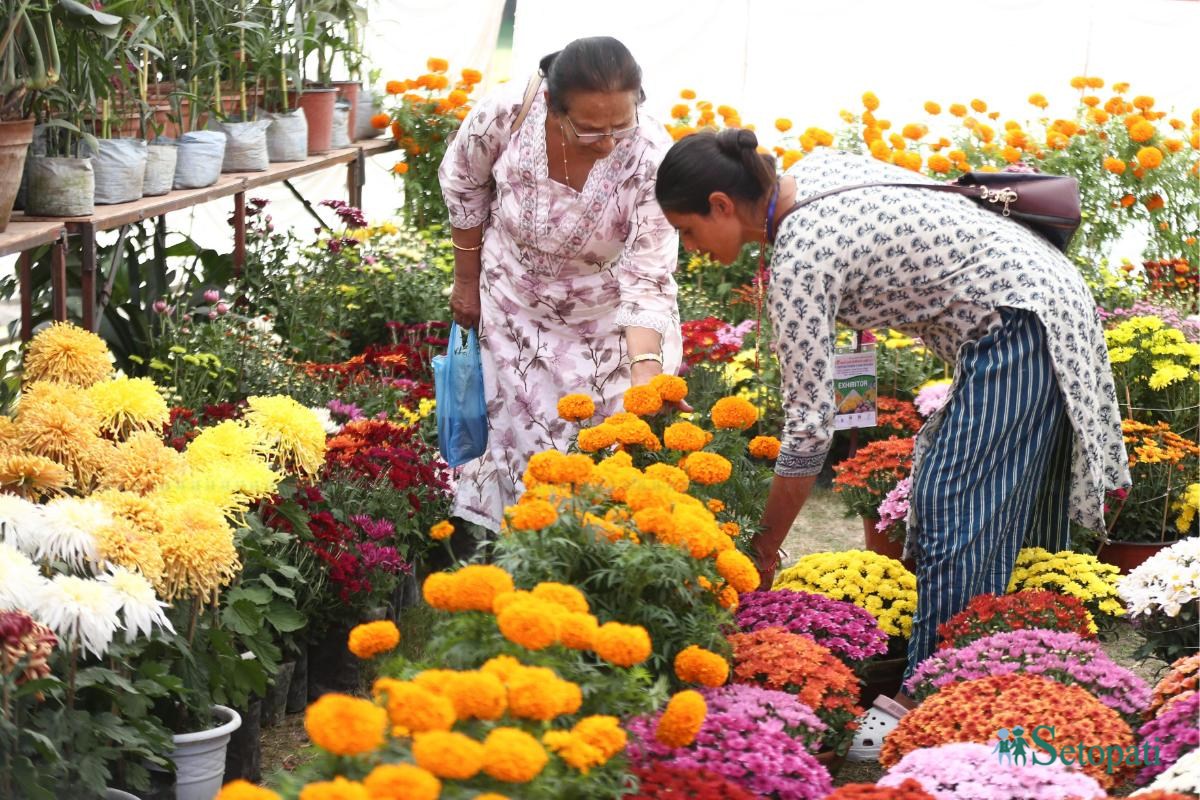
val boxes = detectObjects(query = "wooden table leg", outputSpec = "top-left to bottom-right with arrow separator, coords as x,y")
348,147 -> 365,209
233,191 -> 246,278
18,250 -> 33,342
80,223 -> 97,330
50,235 -> 68,323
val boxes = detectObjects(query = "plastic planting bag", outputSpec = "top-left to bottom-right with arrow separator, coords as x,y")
433,323 -> 488,467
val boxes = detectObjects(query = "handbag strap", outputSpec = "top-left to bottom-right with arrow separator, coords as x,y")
510,72 -> 544,135
775,179 -> 999,231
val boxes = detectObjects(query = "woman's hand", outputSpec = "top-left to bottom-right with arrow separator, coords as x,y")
450,277 -> 481,329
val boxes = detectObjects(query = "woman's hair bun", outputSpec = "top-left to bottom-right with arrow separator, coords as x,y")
715,127 -> 758,157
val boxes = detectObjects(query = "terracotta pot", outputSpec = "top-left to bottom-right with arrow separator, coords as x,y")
331,81 -> 361,144
813,747 -> 845,779
292,88 -> 338,155
0,118 -> 35,232
856,653 -> 908,705
1096,540 -> 1174,574
863,516 -> 911,569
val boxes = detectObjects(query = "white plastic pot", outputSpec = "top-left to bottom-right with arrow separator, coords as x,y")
105,790 -> 142,800
168,704 -> 241,800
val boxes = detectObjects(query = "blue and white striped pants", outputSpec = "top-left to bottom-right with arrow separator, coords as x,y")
904,308 -> 1073,684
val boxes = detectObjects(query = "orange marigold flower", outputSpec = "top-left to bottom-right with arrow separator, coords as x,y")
413,730 -> 485,779
304,694 -> 386,756
671,103 -> 690,120
1129,120 -> 1155,142
901,123 -> 927,141
1120,194 -> 1136,208
970,98 -> 987,113
391,162 -> 409,175
1086,76 -> 1104,89
923,101 -> 941,115
593,622 -> 652,667
1164,138 -> 1184,153
1070,76 -> 1087,89
370,113 -> 390,129
1137,146 -> 1164,169
1082,95 -> 1100,107
573,715 -> 627,759
430,520 -> 454,540
577,424 -> 617,452
649,374 -> 688,403
444,670 -> 508,720
720,521 -> 740,537
348,620 -> 400,659
655,690 -> 706,747
663,421 -> 708,451
1088,108 -> 1110,124
427,57 -> 449,73
782,149 -> 803,170
711,396 -> 758,429
450,564 -> 516,613
1144,194 -> 1165,211
385,80 -> 404,95
532,582 -> 589,613
1113,81 -> 1130,93
748,435 -> 781,459
557,393 -> 595,422
680,88 -> 696,100
644,462 -> 689,492
682,452 -> 732,485
363,764 -> 440,800
559,611 -> 599,650
1132,94 -> 1155,111
1027,93 -> 1048,109
496,596 -> 563,650
482,728 -> 548,783
1103,157 -> 1126,175
706,498 -> 725,514
927,154 -> 952,174
298,778 -> 369,800
674,645 -> 730,687
373,678 -> 456,733
716,549 -> 760,592
508,499 -> 557,531
775,118 -> 793,133
216,781 -> 281,800
623,385 -> 664,416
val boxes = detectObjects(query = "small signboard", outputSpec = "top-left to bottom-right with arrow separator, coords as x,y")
833,349 -> 878,430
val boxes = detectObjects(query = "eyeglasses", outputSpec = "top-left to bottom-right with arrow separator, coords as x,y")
563,110 -> 640,143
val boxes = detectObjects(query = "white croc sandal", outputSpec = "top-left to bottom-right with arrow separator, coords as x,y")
847,695 -> 910,763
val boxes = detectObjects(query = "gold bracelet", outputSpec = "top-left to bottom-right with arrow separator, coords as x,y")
629,352 -> 663,365
452,242 -> 483,252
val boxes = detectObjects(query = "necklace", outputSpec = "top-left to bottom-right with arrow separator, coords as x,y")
557,120 -> 571,188
764,181 -> 781,243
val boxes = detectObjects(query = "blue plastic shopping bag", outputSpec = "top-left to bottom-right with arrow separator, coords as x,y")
432,323 -> 488,467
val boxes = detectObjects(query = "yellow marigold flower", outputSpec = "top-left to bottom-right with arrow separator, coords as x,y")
594,622 -> 652,667
508,498 -> 557,531
623,385 -> 664,416
362,764 -> 440,800
216,780 -> 281,800
413,730 -> 485,779
304,694 -> 386,756
559,611 -> 599,650
663,421 -> 708,451
717,549 -> 761,593
298,777 -> 369,800
497,596 -> 563,650
157,499 -> 240,603
0,453 -> 71,498
348,620 -> 400,659
927,154 -> 952,175
674,645 -> 730,687
649,374 -> 688,403
624,478 -> 675,512
656,690 -> 706,747
1137,146 -> 1164,169
573,715 -> 627,759
748,435 -> 781,459
681,452 -> 732,485
557,393 -> 595,422
245,395 -> 327,478
644,462 -> 690,492
711,396 -> 758,429
483,727 -> 549,783
86,377 -> 169,439
373,678 -> 456,733
23,322 -> 112,388
970,98 -> 987,113
532,582 -> 590,613
576,424 -> 617,452
542,731 -> 606,773
634,506 -> 678,541
430,520 -> 454,540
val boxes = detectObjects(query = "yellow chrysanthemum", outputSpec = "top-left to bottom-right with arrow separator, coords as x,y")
1149,362 -> 1191,390
216,780 -> 282,800
681,452 -> 732,485
0,453 -> 71,498
663,421 -> 708,452
23,322 -> 112,387
99,431 -> 187,495
373,678 -> 456,734
444,670 -> 508,720
304,694 -> 387,756
94,516 -> 166,587
711,396 -> 758,430
644,462 -> 690,492
655,690 -> 707,747
1173,483 -> 1199,533
156,498 -> 241,602
482,728 -> 549,783
649,374 -> 689,403
185,420 -> 268,469
557,393 -> 596,422
13,385 -> 110,489
298,777 -> 370,800
623,385 -> 664,416
86,377 -> 169,439
412,729 -> 485,779
531,582 -> 589,613
348,620 -> 400,659
362,764 -> 440,800
245,395 -> 327,477
674,645 -> 730,687
593,622 -> 652,667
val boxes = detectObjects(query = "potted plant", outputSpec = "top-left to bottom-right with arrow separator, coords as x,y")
0,0 -> 57,229
830,435 -> 914,559
310,0 -> 366,145
283,0 -> 337,155
1117,537 -> 1200,664
1098,418 -> 1198,572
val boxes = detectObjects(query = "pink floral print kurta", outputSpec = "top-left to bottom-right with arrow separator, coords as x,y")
438,82 -> 681,531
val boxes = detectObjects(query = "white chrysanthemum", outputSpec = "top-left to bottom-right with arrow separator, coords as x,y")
39,497 -> 112,571
0,493 -> 45,556
1134,747 -> 1200,795
34,574 -> 121,658
99,567 -> 174,642
1118,537 -> 1200,617
308,407 -> 341,436
0,540 -> 48,611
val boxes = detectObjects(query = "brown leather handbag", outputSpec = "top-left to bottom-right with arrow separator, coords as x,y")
783,171 -> 1082,252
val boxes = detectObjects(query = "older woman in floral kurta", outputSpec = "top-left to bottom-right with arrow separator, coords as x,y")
438,79 -> 680,531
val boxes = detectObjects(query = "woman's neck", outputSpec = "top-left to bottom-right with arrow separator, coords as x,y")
741,176 -> 796,246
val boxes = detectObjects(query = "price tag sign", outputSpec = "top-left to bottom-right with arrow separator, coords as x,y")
833,348 -> 878,430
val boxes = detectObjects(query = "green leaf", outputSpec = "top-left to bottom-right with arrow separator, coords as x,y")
222,598 -> 263,636
228,584 -> 273,606
264,604 -> 306,633
259,573 -> 296,600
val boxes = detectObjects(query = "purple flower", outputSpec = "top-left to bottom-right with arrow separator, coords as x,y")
915,382 -> 952,417
152,299 -> 171,315
1137,693 -> 1200,785
904,629 -> 1150,723
203,289 -> 220,304
350,515 -> 396,541
877,477 -> 912,534
320,199 -> 368,228
628,684 -> 831,800
358,542 -> 409,574
215,301 -> 229,315
881,742 -> 1105,800
735,589 -> 889,662
327,399 -> 366,423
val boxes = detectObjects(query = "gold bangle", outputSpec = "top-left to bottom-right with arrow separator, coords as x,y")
452,242 -> 483,252
629,352 -> 663,365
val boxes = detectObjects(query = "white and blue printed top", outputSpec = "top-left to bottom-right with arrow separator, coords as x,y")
768,149 -> 1130,530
